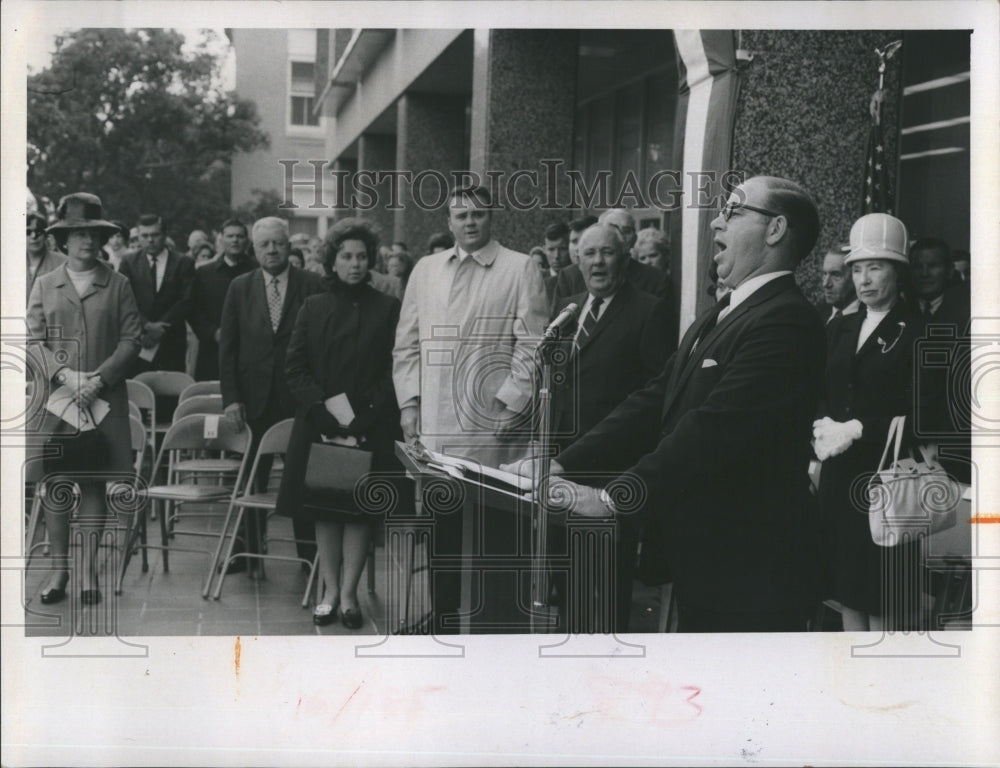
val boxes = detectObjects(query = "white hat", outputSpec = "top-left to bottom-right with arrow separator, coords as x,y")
845,213 -> 909,265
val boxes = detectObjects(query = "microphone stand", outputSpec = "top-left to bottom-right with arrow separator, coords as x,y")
529,329 -> 563,634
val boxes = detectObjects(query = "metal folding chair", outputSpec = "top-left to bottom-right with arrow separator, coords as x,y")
179,380 -> 222,402
114,415 -> 151,593
126,413 -> 251,596
133,370 -> 194,435
209,418 -> 318,602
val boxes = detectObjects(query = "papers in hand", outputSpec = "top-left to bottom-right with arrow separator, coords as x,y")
45,386 -> 109,431
138,343 -> 159,362
423,448 -> 533,494
324,393 -> 356,427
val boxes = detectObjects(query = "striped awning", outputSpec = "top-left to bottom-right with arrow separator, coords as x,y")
670,31 -> 740,338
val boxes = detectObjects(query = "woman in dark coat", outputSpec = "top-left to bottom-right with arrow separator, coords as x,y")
27,193 -> 142,605
815,213 -> 928,631
277,218 -> 401,629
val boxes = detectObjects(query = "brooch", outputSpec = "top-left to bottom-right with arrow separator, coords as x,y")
877,321 -> 906,354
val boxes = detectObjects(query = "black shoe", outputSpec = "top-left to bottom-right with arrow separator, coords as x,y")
313,602 -> 337,626
39,572 -> 69,605
81,589 -> 102,605
341,607 -> 363,630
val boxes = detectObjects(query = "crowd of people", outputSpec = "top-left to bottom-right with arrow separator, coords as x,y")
25,175 -> 971,633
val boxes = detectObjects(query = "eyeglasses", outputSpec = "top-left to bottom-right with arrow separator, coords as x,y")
719,201 -> 783,222
27,229 -> 46,238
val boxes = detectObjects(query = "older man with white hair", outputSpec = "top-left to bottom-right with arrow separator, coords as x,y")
550,208 -> 671,313
218,216 -> 324,574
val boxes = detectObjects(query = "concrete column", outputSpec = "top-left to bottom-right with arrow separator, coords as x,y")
395,93 -> 467,256
470,29 -> 579,253
356,133 -> 397,243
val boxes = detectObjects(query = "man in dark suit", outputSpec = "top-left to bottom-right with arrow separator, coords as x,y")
549,223 -> 673,632
815,246 -> 859,325
219,216 -> 325,572
189,218 -> 255,380
909,237 -> 970,329
118,214 -> 195,374
551,208 -> 672,312
528,176 -> 826,633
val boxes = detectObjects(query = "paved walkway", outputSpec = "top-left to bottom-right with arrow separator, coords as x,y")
23,501 -> 663,638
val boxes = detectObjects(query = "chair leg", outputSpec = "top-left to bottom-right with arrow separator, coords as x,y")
208,504 -> 244,600
139,502 -> 149,572
25,489 -> 44,566
116,500 -> 143,594
158,500 -> 170,572
301,552 -> 320,608
367,548 -> 376,595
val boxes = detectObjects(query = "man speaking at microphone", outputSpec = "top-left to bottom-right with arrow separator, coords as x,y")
512,176 -> 826,633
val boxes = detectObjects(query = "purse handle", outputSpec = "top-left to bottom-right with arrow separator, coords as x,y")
875,415 -> 906,476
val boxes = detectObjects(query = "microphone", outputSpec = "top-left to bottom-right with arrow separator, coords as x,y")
543,302 -> 580,340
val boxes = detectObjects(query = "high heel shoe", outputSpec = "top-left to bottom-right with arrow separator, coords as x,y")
341,607 -> 363,630
312,601 -> 338,626
39,572 -> 70,605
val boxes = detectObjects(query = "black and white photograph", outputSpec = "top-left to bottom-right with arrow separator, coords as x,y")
2,1 -> 998,765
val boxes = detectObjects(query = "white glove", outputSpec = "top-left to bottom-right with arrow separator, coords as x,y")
813,417 -> 863,461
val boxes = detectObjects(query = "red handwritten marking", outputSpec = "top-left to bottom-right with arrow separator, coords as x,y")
680,685 -> 702,716
970,516 -> 1000,524
234,636 -> 241,677
333,683 -> 363,723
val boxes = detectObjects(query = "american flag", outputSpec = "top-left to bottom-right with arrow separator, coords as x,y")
862,108 -> 892,215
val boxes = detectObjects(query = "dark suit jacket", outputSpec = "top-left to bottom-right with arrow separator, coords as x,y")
275,278 -> 402,521
118,248 -> 195,371
556,274 -> 826,614
552,260 -> 675,344
188,256 -> 256,380
218,266 -> 325,422
551,282 -> 673,450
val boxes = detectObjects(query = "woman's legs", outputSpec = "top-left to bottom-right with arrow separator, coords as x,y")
314,519 -> 344,608
340,521 -> 371,613
76,483 -> 108,592
41,481 -> 108,593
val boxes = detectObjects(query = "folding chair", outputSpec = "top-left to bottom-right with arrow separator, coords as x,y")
129,413 -> 251,596
115,415 -> 151,593
169,395 -> 239,487
172,394 -> 224,420
209,418 -> 318,602
179,380 -> 221,402
133,370 -> 194,434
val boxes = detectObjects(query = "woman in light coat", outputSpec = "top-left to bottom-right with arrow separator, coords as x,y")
27,193 -> 142,606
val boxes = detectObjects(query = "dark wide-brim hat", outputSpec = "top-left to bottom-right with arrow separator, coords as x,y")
46,192 -> 120,237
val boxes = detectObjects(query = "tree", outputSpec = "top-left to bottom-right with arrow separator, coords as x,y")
232,188 -> 287,227
28,28 -> 269,241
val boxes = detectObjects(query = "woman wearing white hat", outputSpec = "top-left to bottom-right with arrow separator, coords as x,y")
813,212 -> 928,631
27,192 -> 143,606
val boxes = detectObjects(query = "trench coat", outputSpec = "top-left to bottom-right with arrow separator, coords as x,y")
26,261 -> 143,478
392,240 -> 548,467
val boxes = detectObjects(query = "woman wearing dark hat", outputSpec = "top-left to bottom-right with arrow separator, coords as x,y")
814,213 -> 928,631
276,217 -> 402,629
27,192 -> 143,605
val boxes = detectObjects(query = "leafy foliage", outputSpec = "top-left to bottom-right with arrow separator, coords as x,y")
28,29 -> 268,239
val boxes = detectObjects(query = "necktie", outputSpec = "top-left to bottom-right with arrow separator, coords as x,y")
149,253 -> 160,291
577,296 -> 604,345
828,307 -> 841,325
268,277 -> 282,331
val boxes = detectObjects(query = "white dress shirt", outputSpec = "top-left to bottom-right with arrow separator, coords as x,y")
573,291 -> 617,345
718,271 -> 793,323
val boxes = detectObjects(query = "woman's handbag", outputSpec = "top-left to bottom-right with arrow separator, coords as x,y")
42,405 -> 109,476
868,415 -> 961,546
302,438 -> 373,514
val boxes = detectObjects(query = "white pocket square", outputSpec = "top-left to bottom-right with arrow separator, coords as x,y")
701,359 -> 718,368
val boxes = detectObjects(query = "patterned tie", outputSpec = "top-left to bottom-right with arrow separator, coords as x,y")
268,277 -> 282,331
576,296 -> 604,346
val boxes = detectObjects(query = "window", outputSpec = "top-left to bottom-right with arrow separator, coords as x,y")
289,60 -> 320,128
